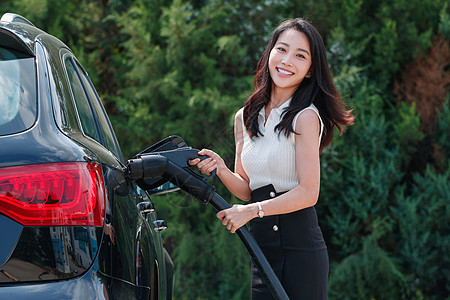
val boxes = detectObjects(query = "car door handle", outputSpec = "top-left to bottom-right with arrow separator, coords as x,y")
153,220 -> 167,232
137,201 -> 154,215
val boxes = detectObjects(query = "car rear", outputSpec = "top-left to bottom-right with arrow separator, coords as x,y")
1,13 -> 175,300
0,16 -> 107,297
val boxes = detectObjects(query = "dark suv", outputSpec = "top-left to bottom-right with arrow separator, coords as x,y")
0,13 -> 173,300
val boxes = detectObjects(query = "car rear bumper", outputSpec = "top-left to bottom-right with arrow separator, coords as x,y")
0,267 -> 108,300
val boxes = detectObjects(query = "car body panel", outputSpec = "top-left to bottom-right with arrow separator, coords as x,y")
0,266 -> 151,300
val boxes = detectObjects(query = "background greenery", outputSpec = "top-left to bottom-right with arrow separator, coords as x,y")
3,0 -> 449,299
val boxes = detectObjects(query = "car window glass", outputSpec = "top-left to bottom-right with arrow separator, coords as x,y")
64,58 -> 100,142
0,47 -> 36,135
51,48 -> 80,134
75,62 -> 122,159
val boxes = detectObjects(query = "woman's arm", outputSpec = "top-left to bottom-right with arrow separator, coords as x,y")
217,109 -> 321,233
258,109 -> 321,215
191,109 -> 252,201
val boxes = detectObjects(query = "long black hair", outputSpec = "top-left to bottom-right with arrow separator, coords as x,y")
243,18 -> 354,151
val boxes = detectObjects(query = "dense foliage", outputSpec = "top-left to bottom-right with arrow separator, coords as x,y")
3,0 -> 449,299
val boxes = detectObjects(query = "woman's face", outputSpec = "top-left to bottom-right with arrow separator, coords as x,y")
268,29 -> 312,97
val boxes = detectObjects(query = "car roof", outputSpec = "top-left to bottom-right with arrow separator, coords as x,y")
0,13 -> 70,57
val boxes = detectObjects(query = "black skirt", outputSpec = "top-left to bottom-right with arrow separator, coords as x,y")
249,184 -> 328,300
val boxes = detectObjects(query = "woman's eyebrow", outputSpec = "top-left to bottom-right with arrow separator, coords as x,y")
277,41 -> 310,56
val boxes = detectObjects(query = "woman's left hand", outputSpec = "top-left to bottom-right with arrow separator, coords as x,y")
216,204 -> 257,233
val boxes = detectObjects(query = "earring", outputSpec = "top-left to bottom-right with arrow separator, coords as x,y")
305,74 -> 311,78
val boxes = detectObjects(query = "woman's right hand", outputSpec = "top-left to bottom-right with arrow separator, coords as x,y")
189,149 -> 226,177
191,147 -> 251,201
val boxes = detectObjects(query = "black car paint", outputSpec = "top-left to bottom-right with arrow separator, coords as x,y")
0,16 -> 173,299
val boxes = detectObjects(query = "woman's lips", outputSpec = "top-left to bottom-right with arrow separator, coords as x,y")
276,67 -> 294,76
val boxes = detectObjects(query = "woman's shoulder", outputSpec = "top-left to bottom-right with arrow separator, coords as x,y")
235,107 -> 245,123
293,103 -> 324,142
234,107 -> 247,139
293,104 -> 320,121
297,103 -> 319,115
295,108 -> 320,124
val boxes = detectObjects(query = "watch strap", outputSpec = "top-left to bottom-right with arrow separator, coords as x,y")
257,202 -> 264,218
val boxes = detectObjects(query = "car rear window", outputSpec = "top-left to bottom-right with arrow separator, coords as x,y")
0,47 -> 36,135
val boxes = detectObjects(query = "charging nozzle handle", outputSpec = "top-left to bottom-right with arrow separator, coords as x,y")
163,160 -> 216,204
126,154 -> 215,204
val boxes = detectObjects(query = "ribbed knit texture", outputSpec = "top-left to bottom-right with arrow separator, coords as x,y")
240,99 -> 323,192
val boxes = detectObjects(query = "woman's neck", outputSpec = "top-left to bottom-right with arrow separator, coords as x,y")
268,93 -> 292,110
269,85 -> 295,109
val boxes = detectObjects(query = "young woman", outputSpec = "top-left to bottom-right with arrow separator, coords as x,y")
190,18 -> 354,300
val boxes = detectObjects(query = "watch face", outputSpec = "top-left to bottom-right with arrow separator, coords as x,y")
258,211 -> 264,218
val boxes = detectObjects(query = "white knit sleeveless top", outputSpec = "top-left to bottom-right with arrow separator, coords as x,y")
240,99 -> 323,192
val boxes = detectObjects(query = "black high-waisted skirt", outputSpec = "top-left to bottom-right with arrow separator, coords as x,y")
249,184 -> 328,300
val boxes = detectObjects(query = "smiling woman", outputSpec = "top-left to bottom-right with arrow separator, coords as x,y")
190,18 -> 354,300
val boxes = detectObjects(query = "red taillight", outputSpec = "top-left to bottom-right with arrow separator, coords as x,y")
0,162 -> 105,226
